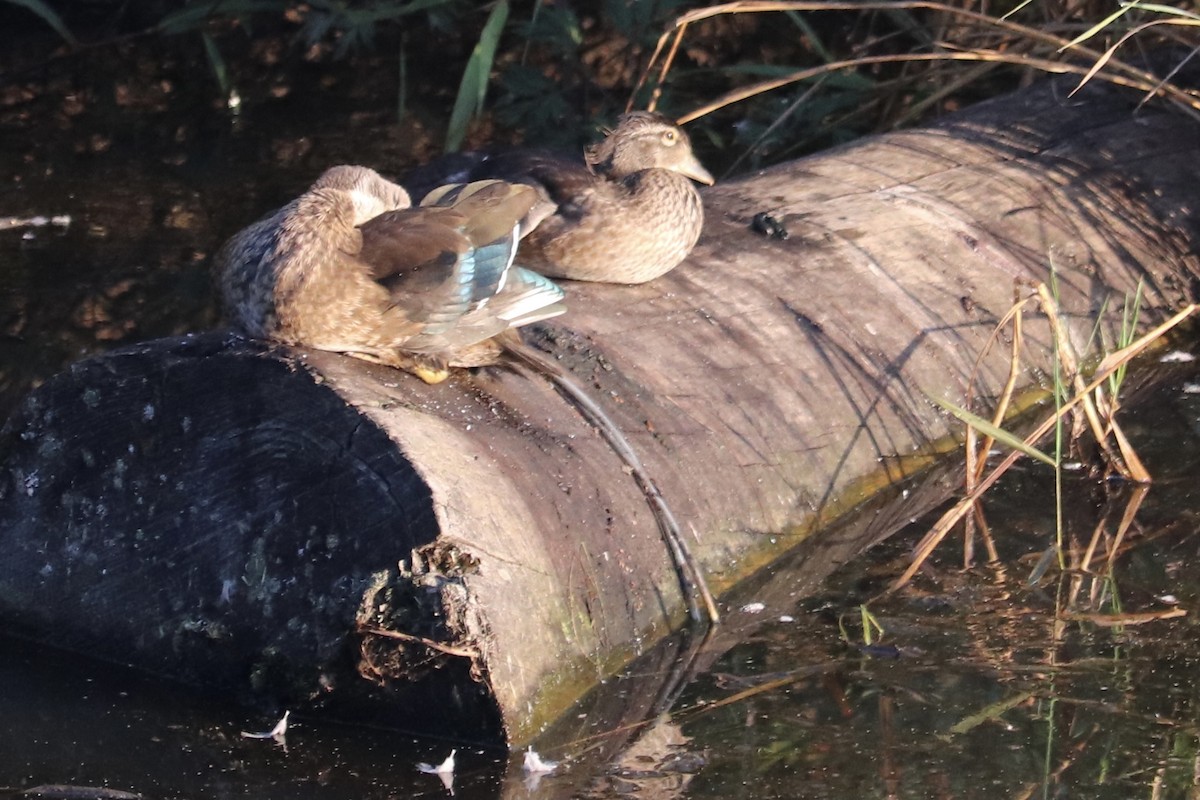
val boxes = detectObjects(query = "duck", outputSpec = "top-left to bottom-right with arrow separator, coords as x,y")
218,166 -> 718,623
216,165 -> 566,384
408,111 -> 714,285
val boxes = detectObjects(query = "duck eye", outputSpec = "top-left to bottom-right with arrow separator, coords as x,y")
662,130 -> 677,145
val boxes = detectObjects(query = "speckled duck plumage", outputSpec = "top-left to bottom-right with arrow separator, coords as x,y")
216,165 -> 565,383
418,111 -> 714,285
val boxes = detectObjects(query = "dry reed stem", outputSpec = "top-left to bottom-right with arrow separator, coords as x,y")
981,294 -> 1029,483
1072,18 -> 1200,102
1077,507 -> 1111,582
629,24 -> 671,113
1061,607 -> 1187,625
647,20 -> 689,114
1067,488 -> 1148,609
633,1 -> 1200,123
963,293 -> 1035,484
1035,283 -> 1152,482
974,501 -> 999,562
961,290 -> 1031,567
678,50 -> 1200,125
357,626 -> 479,659
887,303 -> 1198,593
963,414 -> 977,565
1036,284 -> 1123,467
1103,482 -> 1149,579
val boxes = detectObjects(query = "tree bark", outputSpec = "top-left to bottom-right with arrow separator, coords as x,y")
1,75 -> 1197,745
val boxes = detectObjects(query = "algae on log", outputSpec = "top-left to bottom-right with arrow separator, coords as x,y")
1,75 -> 1198,744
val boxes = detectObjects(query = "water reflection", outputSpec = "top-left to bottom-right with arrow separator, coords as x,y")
635,372 -> 1200,800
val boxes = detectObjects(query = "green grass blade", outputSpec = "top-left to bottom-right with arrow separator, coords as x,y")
8,0 -> 77,45
1060,4 -> 1133,50
1026,543 -> 1058,586
445,0 -> 509,152
1109,279 -> 1144,396
1000,0 -> 1037,21
930,395 -> 1057,468
785,11 -> 834,63
201,31 -> 232,100
158,1 -> 290,35
947,692 -> 1034,736
860,605 -> 884,644
1126,2 -> 1200,23
358,0 -> 461,25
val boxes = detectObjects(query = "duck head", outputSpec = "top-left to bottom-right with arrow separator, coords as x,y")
311,164 -> 413,223
585,111 -> 714,186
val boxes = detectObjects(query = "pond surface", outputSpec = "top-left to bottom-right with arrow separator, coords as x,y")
3,366 -> 1200,799
4,19 -> 1200,800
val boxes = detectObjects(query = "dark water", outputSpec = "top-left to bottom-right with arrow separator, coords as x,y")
0,22 -> 458,424
5,21 -> 1200,800
3,370 -> 1200,799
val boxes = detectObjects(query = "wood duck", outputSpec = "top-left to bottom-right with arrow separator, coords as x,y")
216,165 -> 565,384
410,112 -> 714,285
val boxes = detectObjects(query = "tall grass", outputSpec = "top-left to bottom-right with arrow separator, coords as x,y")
5,0 -> 1194,163
890,286 -> 1196,593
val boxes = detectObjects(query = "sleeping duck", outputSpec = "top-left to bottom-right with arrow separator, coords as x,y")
216,165 -> 565,384
408,111 -> 714,285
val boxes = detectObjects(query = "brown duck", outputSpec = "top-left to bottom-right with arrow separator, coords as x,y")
427,111 -> 714,285
219,166 -> 719,623
216,165 -> 565,383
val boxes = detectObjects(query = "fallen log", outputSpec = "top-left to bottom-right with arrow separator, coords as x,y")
1,74 -> 1197,745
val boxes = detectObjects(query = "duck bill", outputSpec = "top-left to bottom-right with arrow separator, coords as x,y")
678,154 -> 715,186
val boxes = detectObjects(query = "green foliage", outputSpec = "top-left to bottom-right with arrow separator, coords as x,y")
445,0 -> 508,152
5,0 -> 76,44
10,0 -> 1191,169
1108,280 -> 1144,399
201,31 -> 233,100
518,2 -> 582,58
494,65 -> 579,147
930,396 -> 1057,468
159,0 -> 465,56
838,604 -> 885,645
304,0 -> 465,56
494,1 -> 594,146
603,0 -> 689,43
159,1 -> 290,36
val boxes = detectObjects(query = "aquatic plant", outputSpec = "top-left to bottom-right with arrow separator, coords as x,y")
893,286 -> 1196,592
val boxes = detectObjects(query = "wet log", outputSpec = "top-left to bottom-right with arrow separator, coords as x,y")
1,74 -> 1198,745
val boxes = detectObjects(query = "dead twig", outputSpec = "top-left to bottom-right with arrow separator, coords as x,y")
631,1 -> 1200,124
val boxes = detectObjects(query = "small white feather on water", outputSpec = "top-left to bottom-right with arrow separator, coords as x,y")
523,748 -> 558,774
240,710 -> 289,740
417,749 -> 457,775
